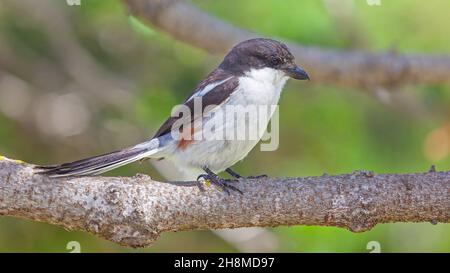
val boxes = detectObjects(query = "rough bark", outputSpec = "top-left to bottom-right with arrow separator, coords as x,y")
122,0 -> 450,89
0,157 -> 448,248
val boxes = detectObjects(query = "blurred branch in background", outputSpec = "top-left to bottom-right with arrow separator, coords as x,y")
123,0 -> 450,89
4,0 -> 133,107
0,158 -> 448,248
0,0 -> 145,154
323,0 -> 431,119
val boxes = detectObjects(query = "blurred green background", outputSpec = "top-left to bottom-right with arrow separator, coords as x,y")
0,0 -> 449,252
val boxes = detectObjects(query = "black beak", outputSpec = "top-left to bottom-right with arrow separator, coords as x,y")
283,65 -> 310,80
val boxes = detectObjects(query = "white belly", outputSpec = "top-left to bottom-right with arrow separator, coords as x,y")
170,68 -> 289,174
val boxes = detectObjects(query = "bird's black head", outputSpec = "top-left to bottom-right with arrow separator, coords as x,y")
219,38 -> 309,80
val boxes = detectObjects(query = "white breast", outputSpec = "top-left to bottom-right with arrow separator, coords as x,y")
233,67 -> 289,106
171,67 -> 289,176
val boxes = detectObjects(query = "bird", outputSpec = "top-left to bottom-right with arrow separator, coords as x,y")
36,38 -> 310,194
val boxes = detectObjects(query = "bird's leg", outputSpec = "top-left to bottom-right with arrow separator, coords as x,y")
225,168 -> 243,179
198,167 -> 243,195
225,168 -> 268,179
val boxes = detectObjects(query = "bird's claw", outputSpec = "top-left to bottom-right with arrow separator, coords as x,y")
197,174 -> 243,195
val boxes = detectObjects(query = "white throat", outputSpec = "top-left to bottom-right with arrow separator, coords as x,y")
245,67 -> 289,86
233,67 -> 289,106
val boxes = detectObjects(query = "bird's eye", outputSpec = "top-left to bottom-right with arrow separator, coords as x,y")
269,57 -> 282,66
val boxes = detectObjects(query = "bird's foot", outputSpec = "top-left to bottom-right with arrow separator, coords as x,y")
225,168 -> 267,180
197,173 -> 243,195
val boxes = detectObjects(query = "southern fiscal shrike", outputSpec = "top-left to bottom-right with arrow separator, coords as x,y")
37,38 -> 309,193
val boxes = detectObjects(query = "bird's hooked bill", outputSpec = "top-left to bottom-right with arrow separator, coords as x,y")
283,65 -> 310,80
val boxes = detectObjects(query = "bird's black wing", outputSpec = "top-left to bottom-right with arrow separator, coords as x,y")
35,69 -> 238,176
153,69 -> 239,138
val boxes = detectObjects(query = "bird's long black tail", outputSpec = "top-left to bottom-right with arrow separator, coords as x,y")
35,140 -> 160,177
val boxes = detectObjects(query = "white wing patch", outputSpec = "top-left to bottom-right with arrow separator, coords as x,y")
186,77 -> 233,102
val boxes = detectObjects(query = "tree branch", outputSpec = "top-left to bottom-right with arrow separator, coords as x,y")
0,157 -> 448,248
122,0 -> 450,89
